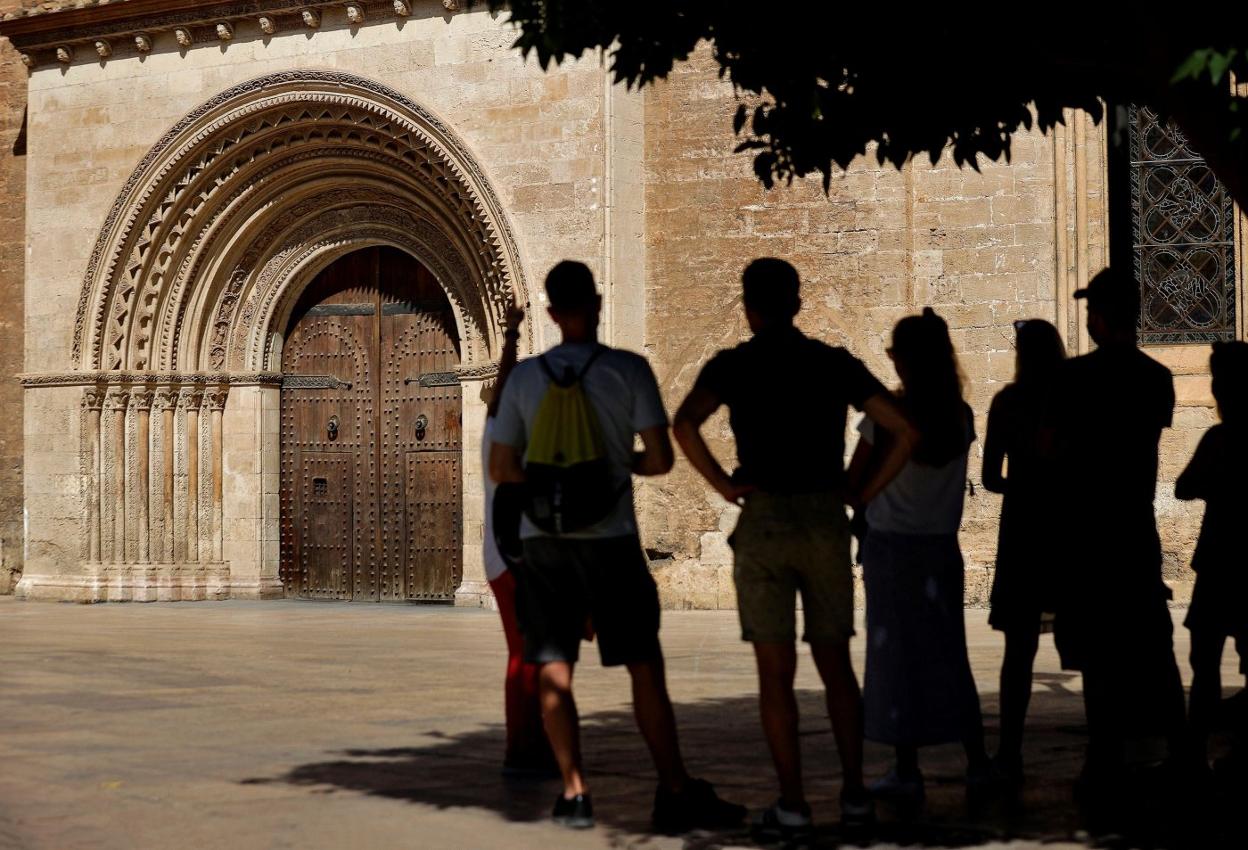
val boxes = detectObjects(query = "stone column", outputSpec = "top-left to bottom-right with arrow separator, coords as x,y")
205,388 -> 227,563
182,389 -> 203,563
82,387 -> 105,564
155,390 -> 178,563
132,389 -> 153,564
106,389 -> 129,564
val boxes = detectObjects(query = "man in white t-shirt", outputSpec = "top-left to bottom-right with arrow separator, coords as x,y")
490,261 -> 745,833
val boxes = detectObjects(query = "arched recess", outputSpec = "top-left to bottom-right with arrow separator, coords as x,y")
73,70 -> 530,374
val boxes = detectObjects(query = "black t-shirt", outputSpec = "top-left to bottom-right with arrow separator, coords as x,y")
1177,423 -> 1248,575
694,327 -> 886,493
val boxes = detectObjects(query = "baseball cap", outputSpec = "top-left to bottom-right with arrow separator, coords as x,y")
1074,267 -> 1139,326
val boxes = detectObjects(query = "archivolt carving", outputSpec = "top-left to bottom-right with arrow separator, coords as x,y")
75,70 -> 529,374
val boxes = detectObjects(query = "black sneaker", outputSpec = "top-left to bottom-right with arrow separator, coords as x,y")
652,777 -> 746,834
551,793 -> 594,829
839,786 -> 876,829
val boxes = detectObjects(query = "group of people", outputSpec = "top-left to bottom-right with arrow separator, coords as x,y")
476,257 -> 1246,837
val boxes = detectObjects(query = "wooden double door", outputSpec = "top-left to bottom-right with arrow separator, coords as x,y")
280,247 -> 462,601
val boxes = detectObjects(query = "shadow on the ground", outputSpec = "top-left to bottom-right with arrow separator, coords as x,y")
243,679 -> 1246,849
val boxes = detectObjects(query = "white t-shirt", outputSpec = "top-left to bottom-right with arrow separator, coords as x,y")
491,342 -> 669,540
481,416 -> 508,582
858,411 -> 973,536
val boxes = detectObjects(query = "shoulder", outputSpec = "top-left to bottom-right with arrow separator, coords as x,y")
990,384 -> 1019,411
600,346 -> 657,381
1135,348 -> 1174,381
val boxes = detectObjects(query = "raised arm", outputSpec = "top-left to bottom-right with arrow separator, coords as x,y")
489,442 -> 526,484
673,385 -> 753,504
849,393 -> 916,508
486,304 -> 524,419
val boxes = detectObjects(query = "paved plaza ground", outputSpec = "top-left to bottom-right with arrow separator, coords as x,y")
0,597 -> 1243,850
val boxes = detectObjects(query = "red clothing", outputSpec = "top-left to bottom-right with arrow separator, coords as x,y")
489,571 -> 549,764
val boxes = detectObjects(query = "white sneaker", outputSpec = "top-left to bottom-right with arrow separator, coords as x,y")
751,799 -> 813,841
869,767 -> 925,802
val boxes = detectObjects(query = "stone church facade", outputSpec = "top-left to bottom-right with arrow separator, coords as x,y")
0,1 -> 1236,606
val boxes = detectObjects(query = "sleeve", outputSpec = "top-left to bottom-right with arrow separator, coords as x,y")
692,349 -> 734,405
490,364 -> 528,449
631,357 -> 670,432
842,351 -> 889,410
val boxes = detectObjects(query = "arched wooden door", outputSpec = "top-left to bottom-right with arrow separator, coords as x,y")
279,247 -> 462,601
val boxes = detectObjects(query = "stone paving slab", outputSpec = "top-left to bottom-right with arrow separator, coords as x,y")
0,598 -> 1241,850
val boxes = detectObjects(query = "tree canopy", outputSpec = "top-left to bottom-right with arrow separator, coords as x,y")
478,2 -> 1248,205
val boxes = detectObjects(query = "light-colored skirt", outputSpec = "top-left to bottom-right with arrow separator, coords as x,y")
862,530 -> 984,747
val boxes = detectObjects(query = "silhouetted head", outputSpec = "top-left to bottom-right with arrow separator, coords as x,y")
1013,319 -> 1066,384
742,258 -> 801,332
889,308 -> 968,466
1075,268 -> 1139,347
545,260 -> 600,343
1211,340 -> 1248,424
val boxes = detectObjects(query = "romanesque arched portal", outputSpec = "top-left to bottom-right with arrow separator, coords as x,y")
53,71 -> 528,603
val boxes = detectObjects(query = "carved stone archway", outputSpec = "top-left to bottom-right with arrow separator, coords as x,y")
36,70 -> 528,604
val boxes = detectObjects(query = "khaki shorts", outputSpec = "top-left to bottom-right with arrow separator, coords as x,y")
730,491 -> 854,644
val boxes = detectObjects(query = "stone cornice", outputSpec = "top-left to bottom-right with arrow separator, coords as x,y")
20,371 -> 282,387
1,1 -> 461,68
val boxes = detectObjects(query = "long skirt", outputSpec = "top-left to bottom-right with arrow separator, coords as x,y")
862,530 -> 984,747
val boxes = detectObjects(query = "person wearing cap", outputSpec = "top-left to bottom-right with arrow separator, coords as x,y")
1046,267 -> 1188,799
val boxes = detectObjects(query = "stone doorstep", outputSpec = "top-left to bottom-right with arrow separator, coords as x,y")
14,563 -> 281,603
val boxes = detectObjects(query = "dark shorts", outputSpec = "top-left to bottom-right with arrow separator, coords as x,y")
515,534 -> 662,667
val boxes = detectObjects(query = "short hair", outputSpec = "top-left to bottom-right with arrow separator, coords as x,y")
545,261 -> 598,313
742,258 -> 800,321
1211,340 -> 1248,423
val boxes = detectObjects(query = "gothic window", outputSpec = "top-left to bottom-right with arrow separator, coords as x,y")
1129,105 -> 1236,343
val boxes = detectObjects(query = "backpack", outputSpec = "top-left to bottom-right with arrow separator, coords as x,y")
523,347 -> 622,534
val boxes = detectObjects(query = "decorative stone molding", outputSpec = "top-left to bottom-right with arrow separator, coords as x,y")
1,2 -> 443,69
93,39 -> 111,58
21,372 -> 283,388
72,71 -> 529,377
215,21 -> 234,41
135,33 -> 153,53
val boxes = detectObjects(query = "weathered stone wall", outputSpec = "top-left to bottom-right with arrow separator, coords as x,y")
0,1 -> 59,592
639,48 -> 1212,608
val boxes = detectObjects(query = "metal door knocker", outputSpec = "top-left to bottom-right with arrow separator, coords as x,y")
327,415 -> 339,441
415,414 -> 429,441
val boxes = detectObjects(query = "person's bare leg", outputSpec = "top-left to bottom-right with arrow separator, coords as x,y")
753,641 -> 805,808
809,640 -> 866,793
626,655 -> 689,793
539,662 -> 586,797
998,626 -> 1040,766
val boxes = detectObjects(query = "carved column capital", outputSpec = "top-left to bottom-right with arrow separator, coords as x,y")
82,387 -> 107,411
153,390 -> 179,412
104,389 -> 130,411
179,388 -> 204,410
203,389 -> 229,412
130,388 -> 155,411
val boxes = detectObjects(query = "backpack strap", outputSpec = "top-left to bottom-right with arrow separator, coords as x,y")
538,345 -> 607,388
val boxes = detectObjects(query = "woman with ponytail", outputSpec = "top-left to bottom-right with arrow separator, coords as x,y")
847,308 -> 990,800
